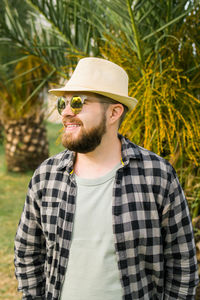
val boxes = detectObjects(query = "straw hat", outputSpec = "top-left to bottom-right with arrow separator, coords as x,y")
49,57 -> 137,112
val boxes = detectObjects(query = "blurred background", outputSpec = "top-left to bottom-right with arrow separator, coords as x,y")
0,0 -> 200,298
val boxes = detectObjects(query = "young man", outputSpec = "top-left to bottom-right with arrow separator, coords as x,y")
14,57 -> 199,299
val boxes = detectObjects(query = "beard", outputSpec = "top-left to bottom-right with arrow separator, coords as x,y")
62,113 -> 107,153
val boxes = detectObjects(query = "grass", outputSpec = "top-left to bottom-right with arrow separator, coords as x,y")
0,122 -> 64,300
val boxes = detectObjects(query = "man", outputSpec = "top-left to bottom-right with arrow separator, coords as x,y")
15,57 -> 199,300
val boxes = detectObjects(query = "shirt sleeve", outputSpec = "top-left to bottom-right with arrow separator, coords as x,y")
14,178 -> 46,299
162,171 -> 199,299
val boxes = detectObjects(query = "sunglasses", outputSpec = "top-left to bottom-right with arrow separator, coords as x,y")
57,95 -> 88,115
57,94 -> 119,115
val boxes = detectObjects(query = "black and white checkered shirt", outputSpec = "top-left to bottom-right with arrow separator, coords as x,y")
14,135 -> 199,300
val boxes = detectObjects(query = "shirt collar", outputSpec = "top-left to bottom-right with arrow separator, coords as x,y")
118,134 -> 141,166
56,134 -> 141,173
56,150 -> 75,174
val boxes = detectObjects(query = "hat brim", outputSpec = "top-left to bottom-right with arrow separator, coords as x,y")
49,86 -> 137,112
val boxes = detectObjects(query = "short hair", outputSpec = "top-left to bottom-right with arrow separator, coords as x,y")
95,94 -> 128,128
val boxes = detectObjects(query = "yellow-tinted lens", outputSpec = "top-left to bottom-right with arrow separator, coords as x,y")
57,97 -> 66,115
70,96 -> 83,114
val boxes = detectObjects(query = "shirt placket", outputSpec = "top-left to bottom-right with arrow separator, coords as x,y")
112,167 -> 132,299
54,172 -> 77,300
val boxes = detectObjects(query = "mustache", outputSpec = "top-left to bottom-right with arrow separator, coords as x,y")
62,117 -> 83,126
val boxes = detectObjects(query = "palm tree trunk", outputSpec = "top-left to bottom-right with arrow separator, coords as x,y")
4,114 -> 49,172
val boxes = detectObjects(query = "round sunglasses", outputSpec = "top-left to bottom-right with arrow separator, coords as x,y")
57,94 -> 120,115
57,95 -> 87,115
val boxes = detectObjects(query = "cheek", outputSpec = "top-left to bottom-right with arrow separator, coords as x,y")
89,113 -> 104,128
78,103 -> 105,127
82,113 -> 102,128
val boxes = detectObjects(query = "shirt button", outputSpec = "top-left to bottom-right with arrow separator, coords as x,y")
116,180 -> 120,185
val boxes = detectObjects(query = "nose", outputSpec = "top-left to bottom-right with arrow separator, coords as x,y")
61,102 -> 76,117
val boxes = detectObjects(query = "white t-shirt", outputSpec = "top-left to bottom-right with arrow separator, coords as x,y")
60,163 -> 123,300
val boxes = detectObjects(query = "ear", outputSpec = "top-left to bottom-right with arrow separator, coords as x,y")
107,104 -> 124,125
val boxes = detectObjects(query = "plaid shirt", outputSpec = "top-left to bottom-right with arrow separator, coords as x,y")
14,135 -> 199,300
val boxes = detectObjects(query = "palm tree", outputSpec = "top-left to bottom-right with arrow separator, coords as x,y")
0,1 -> 54,171
0,0 -> 103,170
91,0 -> 200,164
1,0 -> 102,75
0,54 -> 51,171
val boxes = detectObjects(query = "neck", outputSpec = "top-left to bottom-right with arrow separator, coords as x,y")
74,131 -> 121,178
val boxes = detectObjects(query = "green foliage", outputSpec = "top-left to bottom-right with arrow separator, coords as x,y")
98,3 -> 200,167
1,0 -> 198,105
116,48 -> 200,166
0,0 -> 102,78
0,0 -> 104,118
27,0 -> 101,56
0,54 -> 53,120
0,1 -> 55,121
93,0 -> 197,63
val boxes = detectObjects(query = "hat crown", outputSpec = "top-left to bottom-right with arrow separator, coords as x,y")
67,57 -> 129,96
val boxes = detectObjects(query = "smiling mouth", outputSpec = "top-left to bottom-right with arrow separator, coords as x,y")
65,124 -> 80,128
65,124 -> 81,130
